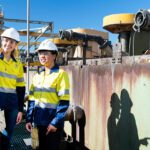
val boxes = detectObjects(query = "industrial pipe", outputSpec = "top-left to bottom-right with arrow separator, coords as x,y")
65,105 -> 86,145
59,30 -> 111,49
133,9 -> 150,32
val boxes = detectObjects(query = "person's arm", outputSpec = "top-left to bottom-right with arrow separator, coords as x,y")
15,62 -> 26,124
26,82 -> 35,132
16,86 -> 25,124
16,86 -> 25,112
50,100 -> 69,128
50,71 -> 70,128
25,100 -> 35,132
26,100 -> 35,123
16,62 -> 26,112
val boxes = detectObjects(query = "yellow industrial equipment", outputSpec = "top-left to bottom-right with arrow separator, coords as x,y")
103,13 -> 135,33
59,28 -> 112,63
103,11 -> 150,55
2,7 -> 150,150
49,37 -> 79,46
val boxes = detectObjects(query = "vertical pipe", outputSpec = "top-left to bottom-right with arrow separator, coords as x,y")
26,0 -> 30,93
83,40 -> 87,65
119,32 -> 130,53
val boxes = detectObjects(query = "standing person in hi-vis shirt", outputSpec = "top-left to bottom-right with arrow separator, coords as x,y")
26,39 -> 70,150
0,28 -> 25,150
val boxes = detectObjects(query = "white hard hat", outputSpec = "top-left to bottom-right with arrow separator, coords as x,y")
36,39 -> 58,52
1,28 -> 20,42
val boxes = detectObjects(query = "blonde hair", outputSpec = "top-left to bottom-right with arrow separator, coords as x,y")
0,48 -> 2,54
13,48 -> 20,58
0,38 -> 20,59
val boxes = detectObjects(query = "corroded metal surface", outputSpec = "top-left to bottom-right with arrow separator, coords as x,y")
63,55 -> 150,150
25,55 -> 150,150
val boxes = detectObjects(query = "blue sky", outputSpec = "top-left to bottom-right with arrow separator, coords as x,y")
0,0 -> 150,43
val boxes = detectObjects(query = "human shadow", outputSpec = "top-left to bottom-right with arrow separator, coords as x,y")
107,89 -> 149,150
107,93 -> 121,150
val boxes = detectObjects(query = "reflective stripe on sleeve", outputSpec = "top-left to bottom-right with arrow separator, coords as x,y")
17,77 -> 24,83
58,89 -> 69,96
29,91 -> 34,95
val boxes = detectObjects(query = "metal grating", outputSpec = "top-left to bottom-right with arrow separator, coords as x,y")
9,120 -> 32,150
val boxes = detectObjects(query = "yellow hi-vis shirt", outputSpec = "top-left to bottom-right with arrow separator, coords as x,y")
0,57 -> 25,93
0,56 -> 25,110
29,66 -> 70,108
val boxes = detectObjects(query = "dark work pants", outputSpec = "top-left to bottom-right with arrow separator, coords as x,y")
1,109 -> 18,150
37,125 -> 63,150
0,134 -> 9,150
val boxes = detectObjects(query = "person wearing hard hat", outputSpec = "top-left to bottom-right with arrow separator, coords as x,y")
26,39 -> 70,150
0,28 -> 25,149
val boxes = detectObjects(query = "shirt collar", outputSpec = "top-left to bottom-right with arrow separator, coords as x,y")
39,64 -> 59,74
0,53 -> 16,62
0,53 -> 4,60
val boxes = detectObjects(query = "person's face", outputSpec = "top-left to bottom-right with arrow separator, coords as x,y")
1,37 -> 17,54
38,50 -> 56,67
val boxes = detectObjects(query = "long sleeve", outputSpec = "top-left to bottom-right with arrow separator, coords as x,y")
16,86 -> 25,112
26,100 -> 35,123
50,100 -> 69,128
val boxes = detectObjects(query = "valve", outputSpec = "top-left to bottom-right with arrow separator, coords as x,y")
133,9 -> 150,32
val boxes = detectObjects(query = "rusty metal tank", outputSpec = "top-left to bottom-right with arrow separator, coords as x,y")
61,11 -> 150,150
25,10 -> 150,150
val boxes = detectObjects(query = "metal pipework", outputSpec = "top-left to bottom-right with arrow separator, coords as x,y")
119,32 -> 130,52
133,9 -> 150,32
65,105 -> 85,122
59,30 -> 111,49
65,105 -> 86,145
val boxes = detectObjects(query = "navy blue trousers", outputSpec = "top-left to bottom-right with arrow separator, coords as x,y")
1,109 -> 18,150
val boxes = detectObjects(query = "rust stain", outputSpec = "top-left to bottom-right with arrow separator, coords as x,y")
26,57 -> 150,150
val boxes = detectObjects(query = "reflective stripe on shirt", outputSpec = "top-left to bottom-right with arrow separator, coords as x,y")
29,65 -> 70,104
35,101 -> 57,109
34,87 -> 56,93
0,87 -> 16,93
0,59 -> 25,88
0,71 -> 17,80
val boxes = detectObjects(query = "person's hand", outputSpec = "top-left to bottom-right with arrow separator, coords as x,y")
26,122 -> 32,132
140,137 -> 150,146
16,112 -> 23,124
46,124 -> 57,135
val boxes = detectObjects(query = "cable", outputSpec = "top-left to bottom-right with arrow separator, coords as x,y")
132,31 -> 137,62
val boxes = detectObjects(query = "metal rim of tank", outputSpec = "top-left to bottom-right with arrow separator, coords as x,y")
103,13 -> 135,33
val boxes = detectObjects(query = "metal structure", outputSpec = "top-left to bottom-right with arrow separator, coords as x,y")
59,30 -> 110,49
0,5 -> 55,51
133,9 -> 150,32
59,29 -> 112,65
1,5 -> 150,149
62,9 -> 150,150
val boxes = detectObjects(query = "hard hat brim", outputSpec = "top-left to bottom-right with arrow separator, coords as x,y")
35,49 -> 57,53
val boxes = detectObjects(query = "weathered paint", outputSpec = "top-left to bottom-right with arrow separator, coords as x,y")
62,55 -> 150,150
26,55 -> 150,150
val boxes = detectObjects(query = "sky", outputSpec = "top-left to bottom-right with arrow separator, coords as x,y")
0,0 -> 150,44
